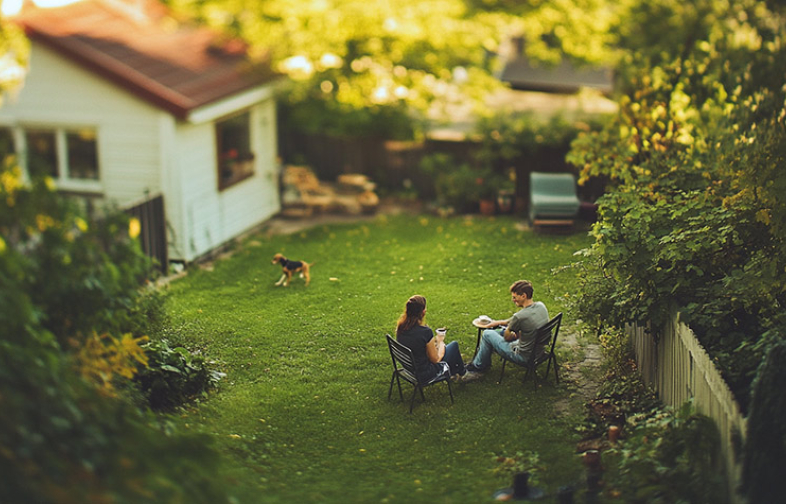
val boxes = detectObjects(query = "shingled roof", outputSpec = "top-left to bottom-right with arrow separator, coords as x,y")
13,0 -> 279,120
500,54 -> 613,94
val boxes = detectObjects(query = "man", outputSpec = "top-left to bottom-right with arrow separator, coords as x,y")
463,280 -> 550,381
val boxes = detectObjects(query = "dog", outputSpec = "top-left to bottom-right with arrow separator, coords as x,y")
271,253 -> 312,287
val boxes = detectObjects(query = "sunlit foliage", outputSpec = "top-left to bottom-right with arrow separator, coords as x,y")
566,0 -> 786,414
165,0 -> 625,137
0,152 -> 228,502
0,17 -> 28,103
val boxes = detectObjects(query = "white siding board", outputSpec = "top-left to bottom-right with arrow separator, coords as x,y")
174,99 -> 280,261
174,121 -> 220,261
0,42 -> 164,206
1,41 -> 280,263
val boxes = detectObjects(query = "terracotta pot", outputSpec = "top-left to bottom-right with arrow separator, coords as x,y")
479,198 -> 496,215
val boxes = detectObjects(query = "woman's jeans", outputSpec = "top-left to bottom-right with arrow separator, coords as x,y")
442,340 -> 467,376
471,329 -> 527,370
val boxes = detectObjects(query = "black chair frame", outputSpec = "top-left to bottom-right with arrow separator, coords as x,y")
498,312 -> 563,385
386,334 -> 454,413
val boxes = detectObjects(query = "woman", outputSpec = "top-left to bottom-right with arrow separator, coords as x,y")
396,295 -> 466,383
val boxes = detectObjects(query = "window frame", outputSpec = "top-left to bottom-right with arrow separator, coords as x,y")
215,110 -> 255,191
2,124 -> 103,193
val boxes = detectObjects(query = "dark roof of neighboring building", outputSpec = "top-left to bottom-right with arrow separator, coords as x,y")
13,0 -> 279,120
500,54 -> 613,94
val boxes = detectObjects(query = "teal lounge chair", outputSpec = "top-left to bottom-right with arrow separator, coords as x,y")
529,172 -> 581,225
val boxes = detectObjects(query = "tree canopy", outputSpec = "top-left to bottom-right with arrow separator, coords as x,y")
566,0 -> 786,413
164,0 -> 625,137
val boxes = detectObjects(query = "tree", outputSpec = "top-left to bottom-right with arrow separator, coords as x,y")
565,0 -> 786,410
164,0 -> 625,138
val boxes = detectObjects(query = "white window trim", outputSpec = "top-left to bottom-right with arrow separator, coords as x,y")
16,124 -> 104,194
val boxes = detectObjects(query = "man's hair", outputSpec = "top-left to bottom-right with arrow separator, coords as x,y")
510,280 -> 533,299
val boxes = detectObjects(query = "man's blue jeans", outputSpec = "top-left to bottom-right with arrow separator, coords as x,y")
471,329 -> 527,370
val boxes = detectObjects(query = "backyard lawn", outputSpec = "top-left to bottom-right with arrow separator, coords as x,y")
163,213 -> 596,503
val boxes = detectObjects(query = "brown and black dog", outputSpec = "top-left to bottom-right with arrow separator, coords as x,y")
271,253 -> 313,287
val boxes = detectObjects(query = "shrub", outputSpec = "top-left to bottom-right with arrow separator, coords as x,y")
602,403 -> 727,504
134,339 -> 224,411
419,152 -> 489,212
0,337 -> 228,503
742,338 -> 786,504
0,160 -> 229,502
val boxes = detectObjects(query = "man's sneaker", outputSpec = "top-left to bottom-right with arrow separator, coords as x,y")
462,371 -> 484,382
465,363 -> 481,373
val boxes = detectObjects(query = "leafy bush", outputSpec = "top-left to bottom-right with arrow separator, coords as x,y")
742,338 -> 786,504
0,337 -> 228,503
0,160 -> 229,502
135,339 -> 224,411
565,0 -> 786,412
603,403 -> 727,504
419,152 -> 488,212
581,329 -> 726,503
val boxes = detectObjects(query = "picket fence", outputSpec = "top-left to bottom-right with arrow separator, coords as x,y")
628,313 -> 747,503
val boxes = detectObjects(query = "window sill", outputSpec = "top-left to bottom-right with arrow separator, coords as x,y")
218,170 -> 254,191
56,179 -> 104,194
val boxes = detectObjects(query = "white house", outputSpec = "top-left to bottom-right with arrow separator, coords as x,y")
0,0 -> 283,264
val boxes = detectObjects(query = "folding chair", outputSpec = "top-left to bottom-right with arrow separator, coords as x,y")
386,334 -> 454,413
498,312 -> 563,385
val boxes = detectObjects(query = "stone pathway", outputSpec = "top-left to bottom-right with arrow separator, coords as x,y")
553,330 -> 603,416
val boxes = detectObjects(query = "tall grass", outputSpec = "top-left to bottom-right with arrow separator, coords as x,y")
164,214 -> 593,503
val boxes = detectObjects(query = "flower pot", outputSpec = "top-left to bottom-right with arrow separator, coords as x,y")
479,198 -> 496,216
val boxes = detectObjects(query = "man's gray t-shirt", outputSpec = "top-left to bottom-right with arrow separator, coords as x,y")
507,302 -> 550,361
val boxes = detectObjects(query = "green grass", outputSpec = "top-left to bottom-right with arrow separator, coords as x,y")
164,213 -> 594,503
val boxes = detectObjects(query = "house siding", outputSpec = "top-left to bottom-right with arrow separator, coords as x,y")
174,99 -> 279,262
1,41 -> 281,264
0,42 -> 165,205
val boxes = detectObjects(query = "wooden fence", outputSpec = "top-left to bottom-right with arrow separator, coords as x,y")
629,313 -> 747,503
125,194 -> 167,275
278,132 -> 604,208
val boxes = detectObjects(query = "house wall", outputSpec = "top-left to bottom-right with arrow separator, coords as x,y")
0,42 -> 164,204
173,99 -> 280,262
1,41 -> 281,263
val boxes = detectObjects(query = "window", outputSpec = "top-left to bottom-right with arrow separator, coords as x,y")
216,111 -> 254,190
66,129 -> 99,180
0,127 -> 15,158
19,126 -> 100,189
25,129 -> 58,178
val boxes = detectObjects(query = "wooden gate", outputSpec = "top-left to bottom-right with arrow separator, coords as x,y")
125,194 -> 167,274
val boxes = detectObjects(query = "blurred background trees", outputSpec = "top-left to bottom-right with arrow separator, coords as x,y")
164,0 -> 627,138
